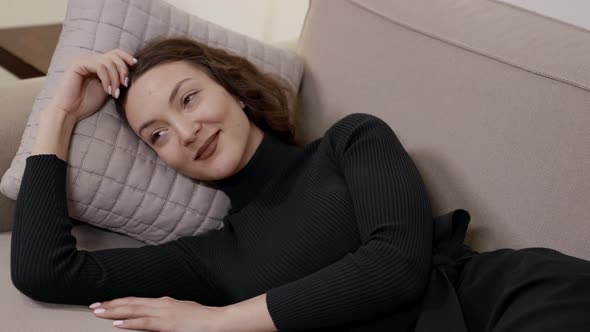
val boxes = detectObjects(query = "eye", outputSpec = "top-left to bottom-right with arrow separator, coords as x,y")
182,93 -> 196,106
150,129 -> 168,144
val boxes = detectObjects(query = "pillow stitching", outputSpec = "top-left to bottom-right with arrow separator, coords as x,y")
158,170 -> 180,209
194,188 -> 221,234
71,169 -> 212,215
184,6 -> 190,37
101,138 -> 175,239
125,145 -> 162,227
167,1 -> 173,38
71,199 -> 222,237
83,86 -> 125,222
161,188 -> 194,241
139,170 -> 185,241
57,110 -> 154,155
118,0 -> 132,47
69,1 -> 105,217
204,16 -> 211,46
63,125 -> 160,163
101,123 -> 133,225
71,201 -> 200,241
45,0 -> 301,83
137,0 -> 153,46
166,180 -> 202,236
4,0 -> 300,242
102,1 -> 139,224
70,127 -> 212,227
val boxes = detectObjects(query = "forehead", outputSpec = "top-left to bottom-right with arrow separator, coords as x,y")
125,61 -> 211,130
128,61 -> 209,100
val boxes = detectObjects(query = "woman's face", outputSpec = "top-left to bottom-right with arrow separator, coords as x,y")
125,60 -> 263,181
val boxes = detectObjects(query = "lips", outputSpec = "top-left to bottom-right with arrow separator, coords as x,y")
195,131 -> 219,160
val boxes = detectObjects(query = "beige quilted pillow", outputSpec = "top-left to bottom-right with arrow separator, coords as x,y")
0,0 -> 304,245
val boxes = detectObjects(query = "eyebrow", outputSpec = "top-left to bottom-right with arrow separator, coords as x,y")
137,77 -> 192,137
169,77 -> 192,106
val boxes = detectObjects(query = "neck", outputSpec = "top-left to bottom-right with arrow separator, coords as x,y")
213,130 -> 301,213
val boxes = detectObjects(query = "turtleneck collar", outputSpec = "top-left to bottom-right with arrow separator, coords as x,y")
212,130 -> 301,213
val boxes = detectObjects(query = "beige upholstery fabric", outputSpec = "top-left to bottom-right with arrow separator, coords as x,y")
0,78 -> 44,232
295,0 -> 590,259
2,1 -> 589,330
0,0 -> 304,245
0,230 -> 143,332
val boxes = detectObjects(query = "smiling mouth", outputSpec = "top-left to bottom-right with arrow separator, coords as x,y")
195,131 -> 220,161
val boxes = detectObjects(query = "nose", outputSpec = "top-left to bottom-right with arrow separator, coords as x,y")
176,121 -> 198,147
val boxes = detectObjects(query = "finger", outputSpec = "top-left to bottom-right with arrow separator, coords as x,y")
69,58 -> 108,95
100,59 -> 120,97
98,296 -> 165,309
93,304 -> 158,320
110,55 -> 129,87
113,49 -> 138,67
112,317 -> 170,331
95,63 -> 111,95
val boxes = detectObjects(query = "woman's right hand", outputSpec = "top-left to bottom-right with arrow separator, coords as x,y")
49,49 -> 137,122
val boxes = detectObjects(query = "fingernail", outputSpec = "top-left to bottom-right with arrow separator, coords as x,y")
108,85 -> 112,95
94,308 -> 106,314
114,88 -> 120,99
124,77 -> 128,87
113,320 -> 124,326
89,302 -> 101,309
133,58 -> 138,64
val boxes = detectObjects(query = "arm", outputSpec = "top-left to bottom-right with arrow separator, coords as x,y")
30,103 -> 77,159
220,293 -> 277,332
11,106 -> 221,306
264,113 -> 434,330
12,50 -> 224,305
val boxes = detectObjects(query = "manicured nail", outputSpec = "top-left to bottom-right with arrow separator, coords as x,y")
89,302 -> 101,309
124,77 -> 128,87
113,320 -> 124,326
94,308 -> 106,314
114,88 -> 120,99
133,58 -> 138,64
108,85 -> 112,95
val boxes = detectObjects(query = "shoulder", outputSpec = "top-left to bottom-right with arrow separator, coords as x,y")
326,113 -> 391,135
324,113 -> 401,151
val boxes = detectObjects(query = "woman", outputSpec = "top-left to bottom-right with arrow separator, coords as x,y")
11,37 -> 590,332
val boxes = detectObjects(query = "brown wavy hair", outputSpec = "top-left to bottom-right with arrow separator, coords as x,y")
115,36 -> 300,146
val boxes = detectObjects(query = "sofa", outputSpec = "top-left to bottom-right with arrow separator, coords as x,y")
1,0 -> 589,330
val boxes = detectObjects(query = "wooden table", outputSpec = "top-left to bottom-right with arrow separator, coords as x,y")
0,24 -> 62,79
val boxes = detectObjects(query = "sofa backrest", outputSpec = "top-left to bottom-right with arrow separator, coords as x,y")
0,78 -> 44,232
295,0 -> 590,259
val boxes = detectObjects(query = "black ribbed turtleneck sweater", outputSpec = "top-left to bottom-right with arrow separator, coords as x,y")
11,113 -> 433,331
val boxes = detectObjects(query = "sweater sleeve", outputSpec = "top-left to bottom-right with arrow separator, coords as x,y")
10,154 -> 222,306
266,113 -> 434,330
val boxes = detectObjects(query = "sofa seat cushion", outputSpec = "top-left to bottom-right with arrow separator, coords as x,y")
0,227 -> 144,331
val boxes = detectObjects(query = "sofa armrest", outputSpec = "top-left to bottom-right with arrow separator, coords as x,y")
0,77 -> 45,232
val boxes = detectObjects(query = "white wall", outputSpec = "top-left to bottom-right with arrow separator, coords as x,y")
498,0 -> 590,31
167,0 -> 308,43
0,0 -> 68,29
0,0 -> 308,43
1,1 -> 588,40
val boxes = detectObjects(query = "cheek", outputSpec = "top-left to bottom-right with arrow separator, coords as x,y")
154,144 -> 183,168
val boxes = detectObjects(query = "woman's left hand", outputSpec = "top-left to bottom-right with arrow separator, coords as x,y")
90,296 -> 226,332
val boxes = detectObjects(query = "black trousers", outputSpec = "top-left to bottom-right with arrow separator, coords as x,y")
312,210 -> 590,332
457,246 -> 590,331
414,209 -> 590,332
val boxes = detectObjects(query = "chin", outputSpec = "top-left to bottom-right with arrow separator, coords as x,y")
185,156 -> 240,181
